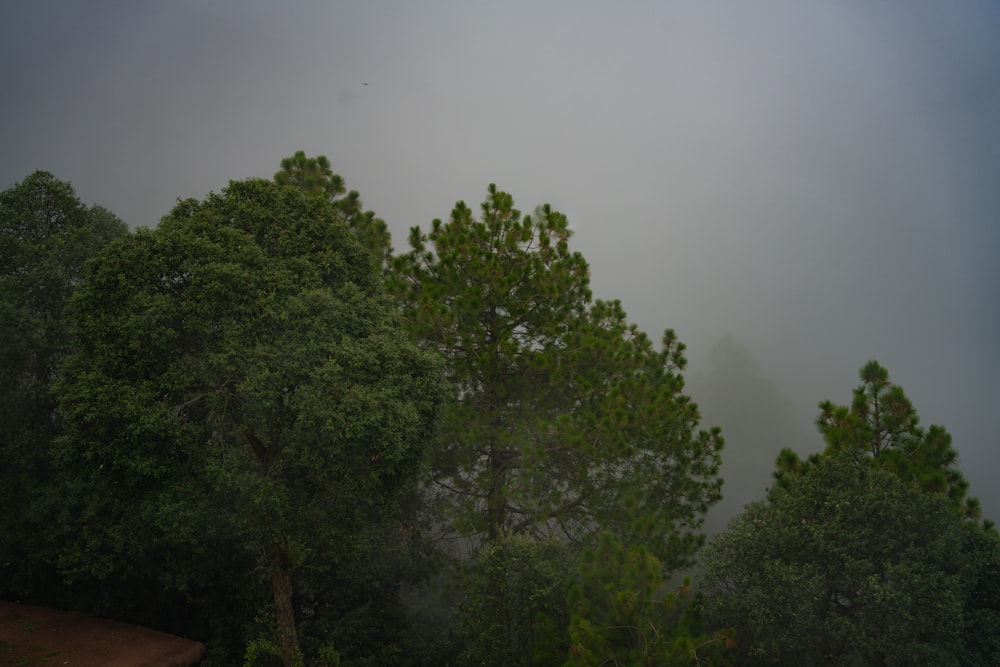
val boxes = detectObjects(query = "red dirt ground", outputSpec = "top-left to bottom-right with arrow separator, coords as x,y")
0,601 -> 205,666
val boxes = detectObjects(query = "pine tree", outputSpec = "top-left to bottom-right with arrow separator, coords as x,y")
390,184 -> 722,566
275,150 -> 392,267
776,360 -> 979,518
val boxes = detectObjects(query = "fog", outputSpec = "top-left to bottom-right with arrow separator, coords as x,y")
3,1 -> 997,524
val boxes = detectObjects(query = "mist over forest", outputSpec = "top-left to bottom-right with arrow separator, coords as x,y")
3,2 -> 996,524
0,0 -> 1000,664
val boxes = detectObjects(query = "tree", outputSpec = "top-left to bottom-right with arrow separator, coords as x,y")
275,150 -> 392,267
565,532 -> 729,667
959,524 -> 1000,665
456,534 -> 573,667
274,150 -> 347,197
55,178 -> 443,666
702,454 -> 971,665
0,171 -> 126,601
390,184 -> 722,565
703,361 -> 999,665
389,185 -> 722,663
775,360 -> 980,519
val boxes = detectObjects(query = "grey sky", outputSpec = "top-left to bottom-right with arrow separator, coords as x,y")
3,1 -> 998,520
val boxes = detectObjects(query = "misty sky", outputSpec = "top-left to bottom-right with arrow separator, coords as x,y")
3,1 -> 998,523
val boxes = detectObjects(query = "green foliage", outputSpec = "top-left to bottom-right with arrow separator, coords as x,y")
703,454 -> 976,665
957,524 -> 1000,665
775,360 -> 978,518
456,534 -> 573,667
275,151 -> 347,198
275,151 -> 391,268
54,178 -> 444,666
245,633 -> 341,667
290,504 -> 441,667
705,362 -> 999,665
390,184 -> 723,569
0,170 -> 126,601
0,170 -> 128,454
389,184 -> 722,664
565,532 -> 729,667
245,634 -> 294,667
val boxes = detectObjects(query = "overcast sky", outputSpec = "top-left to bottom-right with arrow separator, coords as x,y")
3,1 -> 998,522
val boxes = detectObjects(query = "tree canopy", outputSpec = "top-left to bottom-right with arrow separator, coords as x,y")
565,531 -> 729,666
275,150 -> 392,267
388,184 -> 724,664
54,178 -> 443,666
5,160 -> 996,667
703,361 -> 1000,665
0,170 -> 126,455
776,360 -> 980,519
0,171 -> 127,601
703,454 -> 972,665
390,184 -> 722,565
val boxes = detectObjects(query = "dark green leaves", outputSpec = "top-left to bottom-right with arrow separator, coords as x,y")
704,455 -> 971,665
710,361 -> 997,665
54,176 -> 443,666
777,360 -> 978,518
0,171 -> 127,601
274,151 -> 392,268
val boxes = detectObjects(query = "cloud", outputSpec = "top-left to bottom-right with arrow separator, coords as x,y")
2,0 -> 997,520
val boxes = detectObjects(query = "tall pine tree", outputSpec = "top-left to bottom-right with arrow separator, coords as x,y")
390,184 -> 722,569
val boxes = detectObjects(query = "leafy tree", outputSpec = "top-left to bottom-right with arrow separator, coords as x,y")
275,150 -> 391,267
702,454 -> 971,665
0,171 -> 126,600
565,532 -> 730,667
776,360 -> 979,518
390,185 -> 722,663
704,361 -> 999,665
456,534 -> 572,667
55,178 -> 443,667
959,524 -> 1000,665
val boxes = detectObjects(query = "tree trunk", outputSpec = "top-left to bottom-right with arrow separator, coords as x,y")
487,434 -> 505,541
270,553 -> 302,667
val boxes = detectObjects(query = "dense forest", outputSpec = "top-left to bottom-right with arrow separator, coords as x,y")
2,154 -> 997,666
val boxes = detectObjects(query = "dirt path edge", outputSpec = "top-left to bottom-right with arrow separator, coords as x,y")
0,600 -> 206,667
